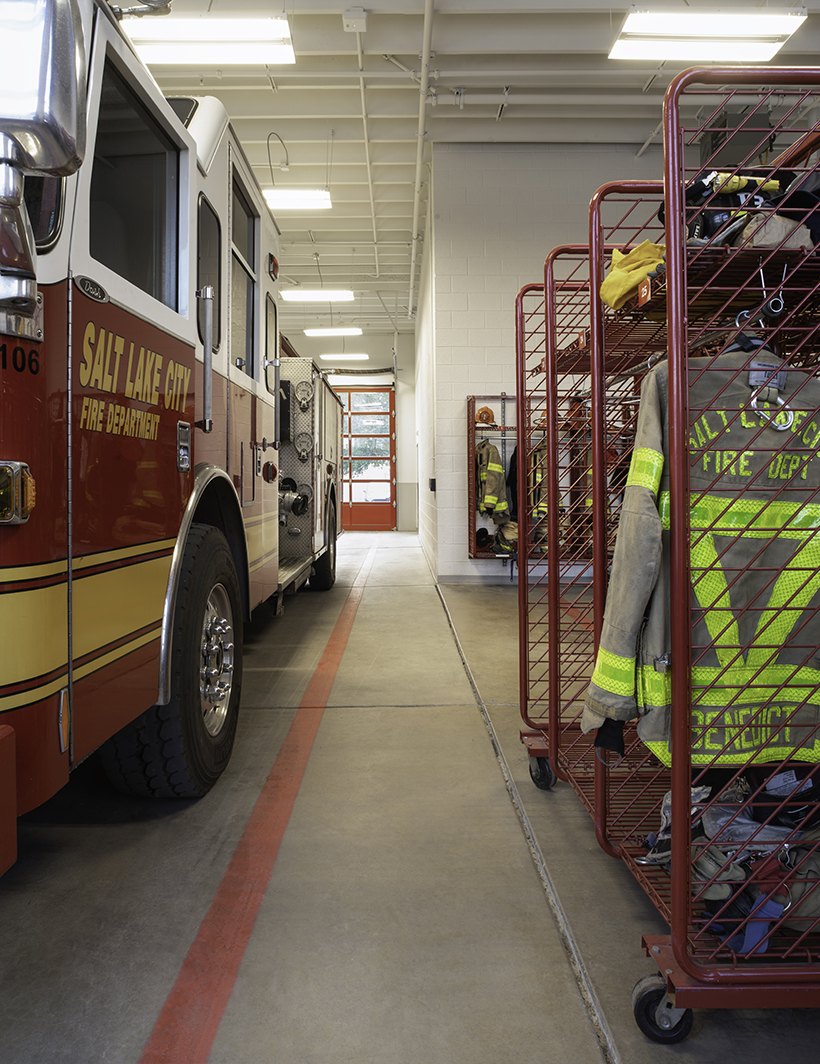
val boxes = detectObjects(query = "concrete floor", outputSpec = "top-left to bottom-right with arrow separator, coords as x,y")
1,532 -> 819,1062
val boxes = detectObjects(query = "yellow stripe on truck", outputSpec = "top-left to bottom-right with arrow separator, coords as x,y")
0,584 -> 68,709
72,554 -> 173,664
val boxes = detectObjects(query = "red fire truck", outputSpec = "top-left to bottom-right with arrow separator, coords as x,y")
0,0 -> 342,875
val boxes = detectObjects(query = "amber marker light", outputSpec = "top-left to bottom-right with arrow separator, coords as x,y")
0,461 -> 36,524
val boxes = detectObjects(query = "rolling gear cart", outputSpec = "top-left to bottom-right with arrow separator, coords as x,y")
516,252 -> 599,801
520,70 -> 820,1041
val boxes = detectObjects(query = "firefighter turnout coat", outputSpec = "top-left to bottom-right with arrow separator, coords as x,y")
476,439 -> 510,524
582,343 -> 820,767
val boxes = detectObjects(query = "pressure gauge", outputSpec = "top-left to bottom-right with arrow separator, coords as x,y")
295,380 -> 314,410
295,432 -> 313,461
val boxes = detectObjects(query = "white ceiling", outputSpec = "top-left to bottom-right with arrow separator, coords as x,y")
126,1 -> 820,340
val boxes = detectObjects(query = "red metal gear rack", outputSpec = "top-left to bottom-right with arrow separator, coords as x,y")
638,68 -> 820,1034
517,251 -> 598,798
518,193 -> 668,854
520,70 -> 820,1041
587,181 -> 673,865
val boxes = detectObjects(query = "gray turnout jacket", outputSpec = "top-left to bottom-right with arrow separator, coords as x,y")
582,343 -> 820,768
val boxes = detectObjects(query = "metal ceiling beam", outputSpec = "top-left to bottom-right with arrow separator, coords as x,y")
161,88 -> 672,118
155,66 -> 672,83
234,115 -> 669,143
356,30 -> 380,278
408,0 -> 435,321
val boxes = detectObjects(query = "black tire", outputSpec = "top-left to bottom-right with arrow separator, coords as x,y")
632,975 -> 694,1045
529,756 -> 557,790
100,524 -> 243,798
310,501 -> 337,590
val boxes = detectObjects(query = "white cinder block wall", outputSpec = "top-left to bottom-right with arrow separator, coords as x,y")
415,142 -> 663,581
416,202 -> 438,555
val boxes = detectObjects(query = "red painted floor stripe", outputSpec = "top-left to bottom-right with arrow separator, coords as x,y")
139,545 -> 378,1064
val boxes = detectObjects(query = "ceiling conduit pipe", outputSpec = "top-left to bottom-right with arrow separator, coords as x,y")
407,0 -> 435,320
357,30 -> 380,279
433,92 -> 665,107
429,92 -> 785,109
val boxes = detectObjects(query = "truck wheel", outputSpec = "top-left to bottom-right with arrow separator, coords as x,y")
310,501 -> 337,590
100,524 -> 242,798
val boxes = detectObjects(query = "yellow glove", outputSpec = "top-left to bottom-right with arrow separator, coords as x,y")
713,173 -> 780,195
600,240 -> 666,311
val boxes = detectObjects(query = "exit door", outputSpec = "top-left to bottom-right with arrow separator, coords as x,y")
337,387 -> 396,531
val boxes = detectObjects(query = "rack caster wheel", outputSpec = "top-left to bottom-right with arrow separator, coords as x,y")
528,756 -> 556,790
632,975 -> 693,1044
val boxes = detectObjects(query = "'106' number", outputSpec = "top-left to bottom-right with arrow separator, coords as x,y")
0,343 -> 40,374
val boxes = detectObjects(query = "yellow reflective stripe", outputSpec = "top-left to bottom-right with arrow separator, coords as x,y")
691,745 -> 820,765
691,663 -> 820,704
638,661 -> 820,709
637,664 -> 671,709
656,488 -> 820,671
688,493 -> 820,674
659,490 -> 671,529
591,647 -> 635,696
626,447 -> 663,495
642,741 -> 820,767
692,494 -> 820,538
659,491 -> 820,537
747,540 -> 820,670
690,534 -> 740,669
643,740 -> 672,765
487,461 -> 504,473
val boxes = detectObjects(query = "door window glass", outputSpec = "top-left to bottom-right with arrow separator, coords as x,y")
351,391 -> 389,412
197,195 -> 221,349
351,459 -> 391,480
231,178 -> 256,376
351,436 -> 389,458
351,412 -> 390,435
264,295 -> 278,394
24,176 -> 62,249
89,59 -> 179,308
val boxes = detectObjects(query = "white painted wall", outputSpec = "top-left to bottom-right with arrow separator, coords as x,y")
417,141 -> 664,581
416,207 -> 437,562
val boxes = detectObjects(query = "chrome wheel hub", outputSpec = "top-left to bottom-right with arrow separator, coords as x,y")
200,582 -> 235,736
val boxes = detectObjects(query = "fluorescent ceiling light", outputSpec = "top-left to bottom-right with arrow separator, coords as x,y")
609,9 -> 807,62
320,354 -> 370,361
264,189 -> 332,210
281,289 -> 354,302
128,18 -> 295,66
304,327 -> 363,337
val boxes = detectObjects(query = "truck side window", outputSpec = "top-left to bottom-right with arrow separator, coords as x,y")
197,195 -> 221,350
231,178 -> 256,376
89,60 -> 179,309
264,294 -> 277,395
23,175 -> 62,249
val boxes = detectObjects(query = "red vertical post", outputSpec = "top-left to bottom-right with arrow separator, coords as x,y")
663,68 -> 695,977
542,258 -> 564,776
0,725 -> 17,876
589,181 -> 665,857
516,291 -> 532,732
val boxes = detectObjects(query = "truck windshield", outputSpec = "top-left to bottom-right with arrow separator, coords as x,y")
23,175 -> 62,249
